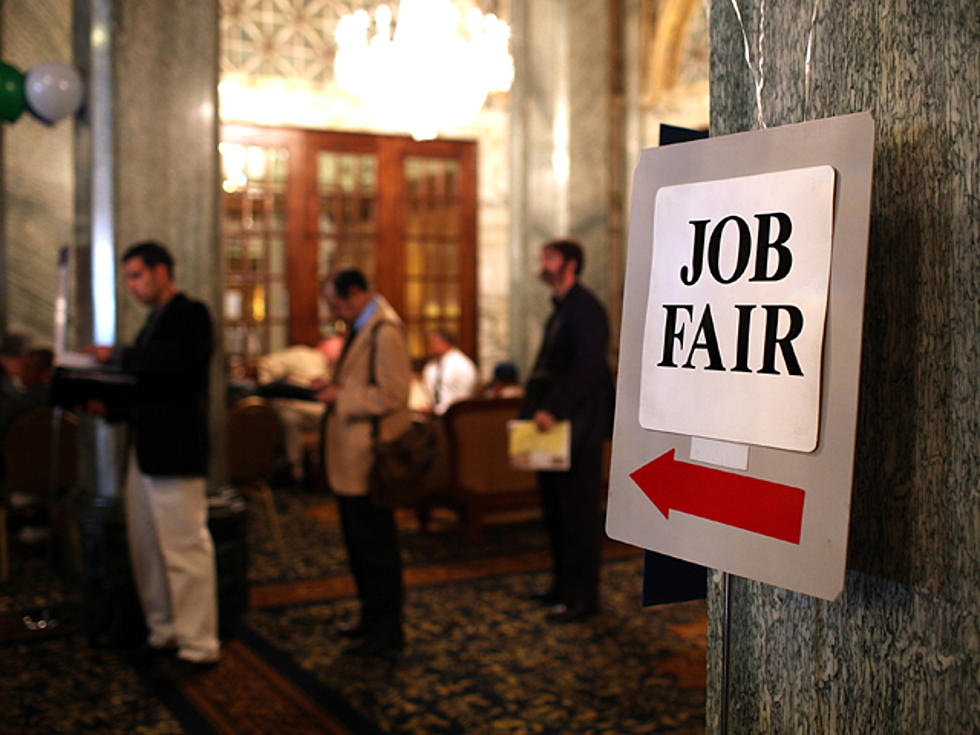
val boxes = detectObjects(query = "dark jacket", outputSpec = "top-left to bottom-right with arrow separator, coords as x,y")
521,282 -> 615,451
117,293 -> 213,476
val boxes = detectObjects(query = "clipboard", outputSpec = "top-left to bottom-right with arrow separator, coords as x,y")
507,419 -> 570,471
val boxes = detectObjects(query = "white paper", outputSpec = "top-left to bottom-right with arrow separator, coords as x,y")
56,351 -> 98,369
639,165 -> 836,452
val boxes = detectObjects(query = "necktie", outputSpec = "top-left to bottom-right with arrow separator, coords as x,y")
433,359 -> 443,408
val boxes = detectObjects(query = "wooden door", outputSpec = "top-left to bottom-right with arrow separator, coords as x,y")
219,125 -> 477,376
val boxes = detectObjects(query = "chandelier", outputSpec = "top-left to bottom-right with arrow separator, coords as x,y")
334,0 -> 513,140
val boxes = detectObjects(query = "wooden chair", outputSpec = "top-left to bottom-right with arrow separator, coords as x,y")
442,397 -> 540,546
225,397 -> 288,567
1,407 -> 79,582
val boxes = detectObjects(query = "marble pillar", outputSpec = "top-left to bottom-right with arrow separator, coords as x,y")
109,1 -> 221,343
708,1 -> 980,731
1,0 -> 75,342
71,0 -> 223,491
509,0 -> 617,373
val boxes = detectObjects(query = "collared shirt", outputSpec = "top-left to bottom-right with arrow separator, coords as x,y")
422,346 -> 479,414
352,296 -> 379,335
337,296 -> 380,369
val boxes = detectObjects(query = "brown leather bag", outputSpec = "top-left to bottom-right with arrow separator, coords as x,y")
369,419 -> 439,509
366,320 -> 439,509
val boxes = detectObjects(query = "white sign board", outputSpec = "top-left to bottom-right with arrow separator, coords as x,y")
606,113 -> 875,601
640,166 -> 836,451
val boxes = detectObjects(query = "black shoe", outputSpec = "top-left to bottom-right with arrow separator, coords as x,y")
148,656 -> 218,681
545,603 -> 598,623
341,631 -> 404,657
336,619 -> 366,639
527,587 -> 561,606
126,643 -> 178,667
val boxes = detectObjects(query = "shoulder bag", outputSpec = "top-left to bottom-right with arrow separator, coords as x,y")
367,321 -> 439,510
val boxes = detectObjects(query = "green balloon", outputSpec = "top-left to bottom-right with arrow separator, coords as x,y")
0,61 -> 27,122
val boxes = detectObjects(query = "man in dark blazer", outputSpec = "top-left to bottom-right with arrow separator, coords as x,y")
90,241 -> 219,677
521,239 -> 615,622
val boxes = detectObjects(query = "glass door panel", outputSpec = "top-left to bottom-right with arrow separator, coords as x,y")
315,150 -> 379,332
219,142 -> 290,377
402,156 -> 463,358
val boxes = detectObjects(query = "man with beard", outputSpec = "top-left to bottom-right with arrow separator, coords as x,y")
521,239 -> 615,622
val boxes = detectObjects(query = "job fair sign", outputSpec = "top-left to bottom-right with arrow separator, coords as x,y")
606,113 -> 874,600
640,166 -> 835,452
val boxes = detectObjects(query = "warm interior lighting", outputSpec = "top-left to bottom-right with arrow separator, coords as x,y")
334,0 -> 513,140
252,285 -> 266,321
220,142 -> 248,193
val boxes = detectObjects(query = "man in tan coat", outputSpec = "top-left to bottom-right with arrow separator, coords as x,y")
316,269 -> 413,655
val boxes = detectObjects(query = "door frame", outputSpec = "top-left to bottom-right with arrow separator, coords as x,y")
220,123 -> 479,366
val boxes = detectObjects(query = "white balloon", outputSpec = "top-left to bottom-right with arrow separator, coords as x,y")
25,61 -> 84,124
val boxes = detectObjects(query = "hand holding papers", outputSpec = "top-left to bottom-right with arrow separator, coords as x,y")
507,420 -> 571,471
56,350 -> 99,369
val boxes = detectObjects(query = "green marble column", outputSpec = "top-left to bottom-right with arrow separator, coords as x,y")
708,0 -> 980,731
1,0 -> 75,340
72,0 -> 223,491
509,0 -> 615,373
110,0 -> 221,343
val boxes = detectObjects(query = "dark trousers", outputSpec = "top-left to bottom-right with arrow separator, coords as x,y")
337,494 -> 403,636
538,441 -> 603,610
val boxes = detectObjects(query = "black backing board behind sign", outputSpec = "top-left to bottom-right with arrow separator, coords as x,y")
640,123 -> 709,607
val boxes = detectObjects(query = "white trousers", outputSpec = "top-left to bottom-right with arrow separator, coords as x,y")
125,454 -> 220,662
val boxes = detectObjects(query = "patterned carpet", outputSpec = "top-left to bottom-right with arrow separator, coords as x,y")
0,490 -> 705,734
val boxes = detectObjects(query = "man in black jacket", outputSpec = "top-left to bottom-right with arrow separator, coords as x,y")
91,241 -> 219,676
521,239 -> 615,623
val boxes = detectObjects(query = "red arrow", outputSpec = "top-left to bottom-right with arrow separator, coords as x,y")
630,450 -> 805,544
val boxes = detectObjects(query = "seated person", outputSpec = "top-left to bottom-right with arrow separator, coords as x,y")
482,361 -> 524,399
0,334 -> 33,495
408,364 -> 433,416
1,345 -> 54,543
0,332 -> 30,399
421,329 -> 478,415
21,348 -> 54,399
0,338 -> 51,442
256,335 -> 344,485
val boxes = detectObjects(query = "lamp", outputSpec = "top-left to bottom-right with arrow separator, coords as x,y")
334,0 -> 513,141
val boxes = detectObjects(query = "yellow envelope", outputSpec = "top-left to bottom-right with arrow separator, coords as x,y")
507,419 -> 571,471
